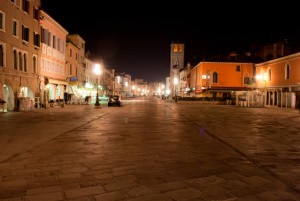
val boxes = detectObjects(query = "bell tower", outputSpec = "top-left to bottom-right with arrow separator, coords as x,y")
170,42 -> 184,97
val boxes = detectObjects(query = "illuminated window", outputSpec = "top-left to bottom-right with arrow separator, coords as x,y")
178,46 -> 182,52
268,68 -> 271,81
173,45 -> 178,52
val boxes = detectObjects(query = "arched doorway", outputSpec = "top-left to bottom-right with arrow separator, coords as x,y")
19,86 -> 34,98
3,84 -> 14,111
18,86 -> 34,111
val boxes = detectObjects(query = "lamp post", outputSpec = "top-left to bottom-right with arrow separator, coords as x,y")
174,77 -> 179,103
94,64 -> 101,108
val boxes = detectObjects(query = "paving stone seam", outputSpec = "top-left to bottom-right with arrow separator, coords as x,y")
167,104 -> 300,195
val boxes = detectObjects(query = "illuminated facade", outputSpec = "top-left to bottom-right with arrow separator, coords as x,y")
255,52 -> 300,108
39,10 -> 68,107
0,0 -> 41,111
189,61 -> 255,105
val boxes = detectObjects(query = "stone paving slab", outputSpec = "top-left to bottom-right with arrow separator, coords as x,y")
0,98 -> 300,200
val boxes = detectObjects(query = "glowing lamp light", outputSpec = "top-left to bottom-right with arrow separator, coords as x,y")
174,77 -> 179,85
256,74 -> 262,81
166,89 -> 171,95
94,64 -> 101,75
93,63 -> 102,107
256,73 -> 268,81
85,83 -> 93,89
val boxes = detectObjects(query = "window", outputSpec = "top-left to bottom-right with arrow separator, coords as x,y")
33,7 -> 39,20
173,45 -> 178,52
33,32 -> 40,47
48,32 -> 52,46
70,64 -> 72,75
178,45 -> 183,52
41,27 -> 49,44
57,38 -> 61,52
22,0 -> 30,13
213,71 -> 218,83
61,41 -> 65,53
22,25 -> 29,42
244,77 -> 251,84
19,52 -> 22,71
23,53 -> 27,72
13,20 -> 18,37
236,65 -> 240,72
53,35 -> 56,49
0,11 -> 4,31
33,56 -> 37,73
70,49 -> 72,57
0,44 -> 3,67
285,64 -> 290,79
13,50 -> 17,69
268,68 -> 272,81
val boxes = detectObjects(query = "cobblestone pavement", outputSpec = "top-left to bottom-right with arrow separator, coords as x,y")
0,97 -> 300,201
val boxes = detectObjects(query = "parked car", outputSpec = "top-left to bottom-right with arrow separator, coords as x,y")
108,95 -> 122,107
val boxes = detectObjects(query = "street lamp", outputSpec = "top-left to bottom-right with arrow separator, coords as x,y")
94,64 -> 101,108
174,77 -> 179,102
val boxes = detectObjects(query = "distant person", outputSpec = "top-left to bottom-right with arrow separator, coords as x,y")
85,96 -> 90,104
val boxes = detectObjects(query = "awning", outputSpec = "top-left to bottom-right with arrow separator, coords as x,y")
203,87 -> 252,93
48,79 -> 68,85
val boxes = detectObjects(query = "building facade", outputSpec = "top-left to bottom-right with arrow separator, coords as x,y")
39,10 -> 68,107
65,37 -> 80,101
255,52 -> 300,108
0,0 -> 41,111
189,61 -> 255,105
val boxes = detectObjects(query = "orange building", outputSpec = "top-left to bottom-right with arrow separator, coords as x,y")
255,52 -> 300,108
189,61 -> 255,104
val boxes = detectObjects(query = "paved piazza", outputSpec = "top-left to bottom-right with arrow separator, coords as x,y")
0,97 -> 300,201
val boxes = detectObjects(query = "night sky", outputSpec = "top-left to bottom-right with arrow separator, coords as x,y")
40,1 -> 300,83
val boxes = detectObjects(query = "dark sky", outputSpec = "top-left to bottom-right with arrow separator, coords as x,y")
40,1 -> 300,83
